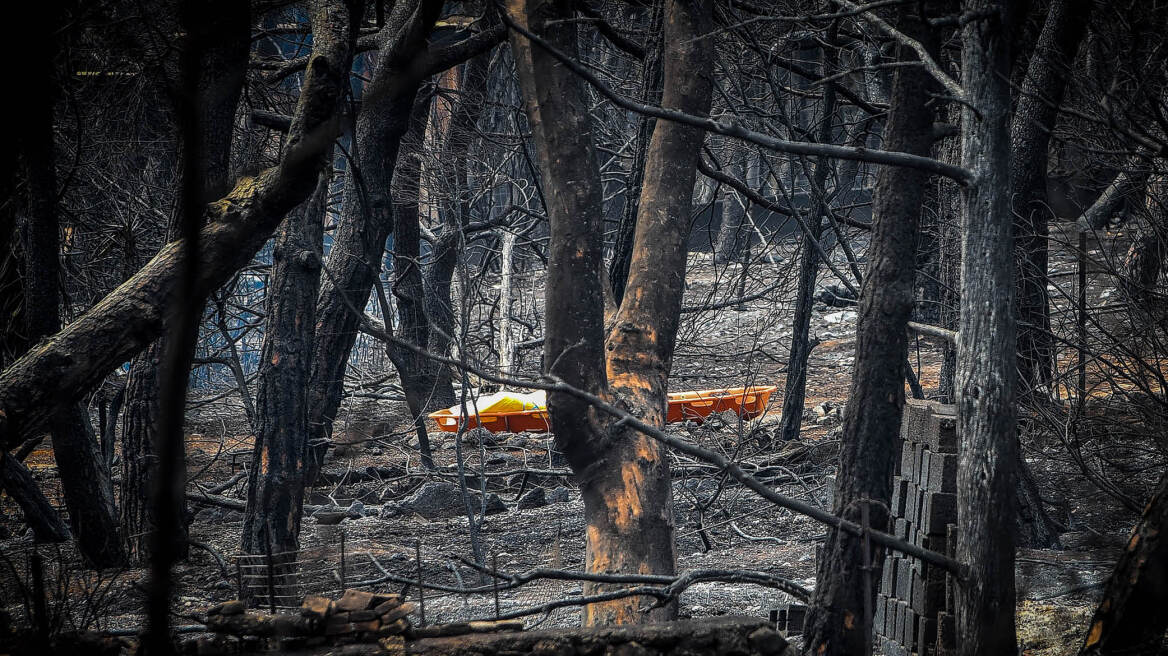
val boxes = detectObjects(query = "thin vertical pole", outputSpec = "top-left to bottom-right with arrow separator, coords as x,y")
492,550 -> 500,620
861,503 -> 873,656
416,540 -> 425,626
339,528 -> 347,591
1077,231 -> 1088,408
30,549 -> 48,646
236,561 -> 244,602
265,534 -> 276,613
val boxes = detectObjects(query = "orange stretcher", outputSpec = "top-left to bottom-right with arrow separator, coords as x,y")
428,385 -> 777,434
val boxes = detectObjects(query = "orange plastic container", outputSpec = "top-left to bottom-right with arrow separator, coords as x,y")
428,385 -> 776,434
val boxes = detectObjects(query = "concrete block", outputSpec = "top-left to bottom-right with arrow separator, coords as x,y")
901,443 -> 917,480
892,476 -> 909,517
937,611 -> 956,649
897,559 -> 913,599
914,577 -> 946,616
923,492 -> 958,536
929,452 -> 958,492
917,616 -> 937,656
874,593 -> 888,636
893,601 -> 906,648
903,399 -> 933,443
902,606 -> 917,651
927,406 -> 958,453
881,556 -> 896,594
920,449 -> 933,489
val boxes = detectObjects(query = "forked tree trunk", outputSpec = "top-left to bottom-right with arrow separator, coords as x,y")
1008,0 -> 1091,552
802,10 -> 938,654
507,0 -> 712,627
305,0 -> 443,483
241,158 -> 331,558
595,0 -> 712,625
956,2 -> 1019,653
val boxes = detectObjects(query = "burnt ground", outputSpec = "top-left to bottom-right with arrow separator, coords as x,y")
1,233 -> 1162,655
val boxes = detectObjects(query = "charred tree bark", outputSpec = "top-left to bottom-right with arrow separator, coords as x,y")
424,54 -> 491,405
1010,0 -> 1092,396
0,210 -> 26,371
956,1 -> 1019,654
802,10 -> 938,654
595,0 -> 712,625
507,0 -> 611,491
1008,0 -> 1091,551
389,94 -> 439,470
608,8 -> 663,305
508,0 -> 712,626
305,1 -> 443,482
15,3 -> 125,567
241,159 -> 331,557
1079,469 -> 1168,655
120,0 -> 250,565
0,452 -> 70,543
779,30 -> 838,444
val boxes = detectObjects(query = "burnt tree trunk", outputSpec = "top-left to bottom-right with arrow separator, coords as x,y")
595,0 -> 713,625
608,9 -> 663,305
389,94 -> 439,470
713,149 -> 751,265
802,10 -> 938,654
1008,0 -> 1091,552
0,452 -> 71,543
16,4 -> 125,567
305,1 -> 443,483
0,207 -> 27,370
241,158 -> 331,557
508,0 -> 712,626
956,1 -> 1020,653
424,53 -> 490,404
779,30 -> 838,444
1010,0 -> 1091,396
120,0 -> 250,565
1079,469 -> 1168,655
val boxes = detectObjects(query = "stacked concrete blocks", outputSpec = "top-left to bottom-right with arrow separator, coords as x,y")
874,400 -> 957,656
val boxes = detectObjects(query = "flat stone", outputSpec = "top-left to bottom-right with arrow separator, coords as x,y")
517,487 -> 547,510
313,511 -> 348,525
208,599 -> 245,616
301,595 -> 333,618
384,481 -> 508,520
380,601 -> 415,624
336,589 -> 377,612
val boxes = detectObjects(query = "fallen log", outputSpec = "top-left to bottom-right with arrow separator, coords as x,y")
406,616 -> 790,656
0,452 -> 70,542
186,490 -> 246,511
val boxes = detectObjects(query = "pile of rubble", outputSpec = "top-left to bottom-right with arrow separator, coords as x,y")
188,588 -> 521,654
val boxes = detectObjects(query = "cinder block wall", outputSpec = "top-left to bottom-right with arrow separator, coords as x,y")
873,400 -> 958,656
